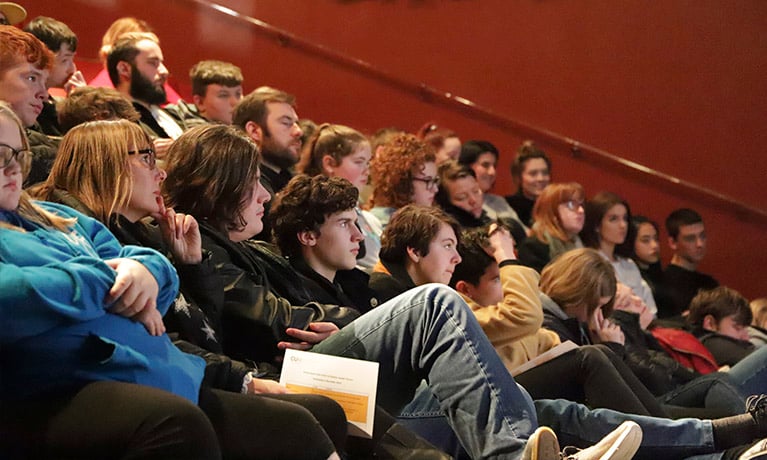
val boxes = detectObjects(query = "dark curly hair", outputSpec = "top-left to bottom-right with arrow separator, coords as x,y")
368,133 -> 435,208
162,124 -> 260,235
270,174 -> 359,258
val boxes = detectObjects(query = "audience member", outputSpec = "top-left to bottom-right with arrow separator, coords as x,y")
505,140 -> 551,227
56,86 -> 140,132
166,59 -> 243,128
271,174 -> 378,313
750,298 -> 767,348
0,2 -> 25,26
368,133 -> 437,227
688,287 -> 760,368
458,139 -> 526,229
297,123 -> 383,273
416,122 -> 460,165
582,191 -> 658,316
517,182 -> 586,273
629,215 -> 670,308
107,32 -> 184,155
89,16 -> 182,103
0,25 -> 58,186
23,16 -> 85,136
0,102 -> 345,460
661,208 -> 719,320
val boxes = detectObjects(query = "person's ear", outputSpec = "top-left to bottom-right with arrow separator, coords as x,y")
454,280 -> 472,297
668,236 -> 678,251
244,120 -> 264,144
116,61 -> 131,81
406,246 -> 420,264
321,155 -> 336,176
702,314 -> 718,331
192,94 -> 203,107
297,230 -> 318,247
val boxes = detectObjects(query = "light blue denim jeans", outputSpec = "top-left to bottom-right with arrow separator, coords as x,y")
312,284 -> 537,459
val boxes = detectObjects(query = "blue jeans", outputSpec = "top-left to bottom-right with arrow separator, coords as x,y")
728,345 -> 767,395
399,387 -> 723,460
312,284 -> 537,459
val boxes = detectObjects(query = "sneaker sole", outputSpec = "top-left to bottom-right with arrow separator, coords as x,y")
600,421 -> 642,460
530,427 -> 561,460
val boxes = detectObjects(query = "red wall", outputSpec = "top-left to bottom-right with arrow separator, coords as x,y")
21,0 -> 767,298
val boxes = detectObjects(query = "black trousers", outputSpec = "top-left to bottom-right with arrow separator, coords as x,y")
1,381 -> 345,459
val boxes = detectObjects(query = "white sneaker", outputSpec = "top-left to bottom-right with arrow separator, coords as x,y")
562,421 -> 642,460
741,438 -> 767,460
522,426 -> 561,460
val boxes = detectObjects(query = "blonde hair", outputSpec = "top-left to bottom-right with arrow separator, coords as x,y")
36,120 -> 151,223
750,298 -> 767,329
540,248 -> 617,318
0,102 -> 72,232
531,182 -> 584,244
99,17 -> 154,64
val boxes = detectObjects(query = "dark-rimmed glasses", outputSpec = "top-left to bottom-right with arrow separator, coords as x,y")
128,148 -> 158,169
412,176 -> 440,191
0,143 -> 31,169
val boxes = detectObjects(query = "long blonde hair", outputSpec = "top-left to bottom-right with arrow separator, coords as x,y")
0,103 -> 72,232
36,120 -> 151,223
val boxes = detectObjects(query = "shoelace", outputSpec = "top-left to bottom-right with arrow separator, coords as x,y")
560,446 -> 581,459
747,394 -> 767,419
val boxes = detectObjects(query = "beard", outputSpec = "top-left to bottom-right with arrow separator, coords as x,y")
130,64 -> 167,105
260,134 -> 300,170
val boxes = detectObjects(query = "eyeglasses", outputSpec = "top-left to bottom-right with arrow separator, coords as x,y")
412,176 -> 440,191
128,147 -> 157,169
562,199 -> 584,211
0,143 -> 31,169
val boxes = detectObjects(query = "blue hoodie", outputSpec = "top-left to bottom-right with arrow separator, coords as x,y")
0,202 -> 204,402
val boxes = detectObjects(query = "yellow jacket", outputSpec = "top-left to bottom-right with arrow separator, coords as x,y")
460,263 -> 561,373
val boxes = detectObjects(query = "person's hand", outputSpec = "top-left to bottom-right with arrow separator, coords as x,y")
153,138 -> 174,159
246,378 -> 290,394
613,283 -> 634,310
133,304 -> 166,336
64,70 -> 87,94
104,258 -> 159,318
589,307 -> 625,345
151,198 -> 202,264
277,322 -> 340,351
487,223 -> 516,263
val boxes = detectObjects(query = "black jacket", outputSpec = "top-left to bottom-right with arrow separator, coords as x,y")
289,257 -> 379,314
197,221 -> 360,364
369,261 -> 416,304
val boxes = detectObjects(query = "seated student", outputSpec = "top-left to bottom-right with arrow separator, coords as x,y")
159,124 -> 653,460
505,140 -> 552,228
750,298 -> 767,348
688,287 -> 761,368
661,208 -> 719,320
297,123 -> 383,273
367,133 -> 438,227
56,86 -> 141,133
30,118 -> 350,455
457,139 -> 526,229
166,60 -> 243,128
270,174 -> 379,313
435,160 -> 526,243
582,191 -> 658,317
416,121 -> 461,165
0,25 -> 59,186
0,103 -> 345,460
629,215 -> 672,309
517,182 -> 585,273
23,16 -> 86,136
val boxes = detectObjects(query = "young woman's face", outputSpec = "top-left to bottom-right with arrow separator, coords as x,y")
634,222 -> 660,265
471,152 -> 497,193
408,223 -> 462,286
435,136 -> 461,165
445,175 -> 484,218
228,172 -> 272,242
122,145 -> 166,222
0,116 -> 24,211
599,204 -> 629,246
557,199 -> 585,237
327,143 -> 371,191
411,161 -> 438,207
520,158 -> 550,199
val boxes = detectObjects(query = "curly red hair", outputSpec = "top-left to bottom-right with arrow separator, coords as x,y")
368,133 -> 435,209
